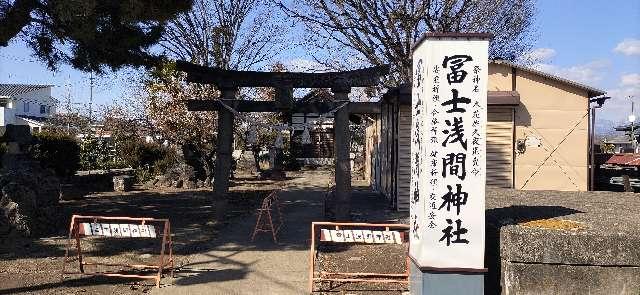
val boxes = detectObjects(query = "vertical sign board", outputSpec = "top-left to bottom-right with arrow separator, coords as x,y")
410,36 -> 488,270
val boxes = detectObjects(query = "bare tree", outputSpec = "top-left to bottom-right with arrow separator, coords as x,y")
276,0 -> 537,85
140,0 -> 287,183
144,65 -> 219,181
161,0 -> 286,70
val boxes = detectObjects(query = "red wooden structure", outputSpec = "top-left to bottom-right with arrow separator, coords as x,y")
61,215 -> 174,287
251,190 -> 284,243
308,222 -> 410,293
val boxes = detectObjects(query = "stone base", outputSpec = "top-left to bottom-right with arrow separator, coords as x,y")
258,169 -> 286,180
113,175 -> 134,192
502,261 -> 640,295
410,260 -> 485,295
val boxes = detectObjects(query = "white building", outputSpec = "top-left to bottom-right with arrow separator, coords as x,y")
0,84 -> 57,132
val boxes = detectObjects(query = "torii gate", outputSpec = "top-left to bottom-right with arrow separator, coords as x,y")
177,61 -> 389,220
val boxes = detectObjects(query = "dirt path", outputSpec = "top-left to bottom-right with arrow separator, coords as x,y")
153,172 -> 330,295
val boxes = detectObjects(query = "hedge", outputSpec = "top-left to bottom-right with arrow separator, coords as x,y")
30,132 -> 81,177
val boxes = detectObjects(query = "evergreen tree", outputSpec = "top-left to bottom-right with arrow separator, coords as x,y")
0,0 -> 192,72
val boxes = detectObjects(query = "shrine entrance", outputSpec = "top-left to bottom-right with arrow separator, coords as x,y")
176,61 -> 389,220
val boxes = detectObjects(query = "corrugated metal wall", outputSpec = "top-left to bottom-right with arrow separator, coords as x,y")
487,108 -> 514,188
368,104 -> 516,211
396,105 -> 412,211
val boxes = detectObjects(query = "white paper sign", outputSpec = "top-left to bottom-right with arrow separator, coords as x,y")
321,229 -> 331,240
352,230 -> 364,242
362,230 -> 374,243
130,225 -> 141,237
320,229 -> 403,244
383,231 -> 395,244
410,35 -> 488,269
343,230 -> 355,242
110,224 -> 122,236
80,223 -> 157,238
147,225 -> 157,238
330,230 -> 345,242
101,224 -> 112,236
91,223 -> 102,236
119,224 -> 131,237
372,231 -> 385,243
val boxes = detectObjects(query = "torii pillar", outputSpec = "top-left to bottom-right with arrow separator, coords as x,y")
213,87 -> 237,218
332,87 -> 352,220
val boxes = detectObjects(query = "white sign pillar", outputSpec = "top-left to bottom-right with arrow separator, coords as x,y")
409,33 -> 491,295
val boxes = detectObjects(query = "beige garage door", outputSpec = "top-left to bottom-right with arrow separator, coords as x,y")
487,108 -> 514,188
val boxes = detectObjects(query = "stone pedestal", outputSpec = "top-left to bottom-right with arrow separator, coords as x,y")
113,175 -> 133,192
410,260 -> 485,295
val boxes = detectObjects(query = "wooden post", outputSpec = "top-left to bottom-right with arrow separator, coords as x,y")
214,87 -> 237,218
622,174 -> 633,192
332,87 -> 352,220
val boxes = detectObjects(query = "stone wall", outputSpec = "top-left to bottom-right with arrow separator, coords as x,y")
0,125 -> 61,238
485,188 -> 640,295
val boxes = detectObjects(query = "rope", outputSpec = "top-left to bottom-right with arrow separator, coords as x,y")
217,99 -> 239,115
520,111 -> 589,189
327,101 -> 349,115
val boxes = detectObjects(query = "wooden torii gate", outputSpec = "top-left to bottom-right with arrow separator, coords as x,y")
176,61 -> 389,220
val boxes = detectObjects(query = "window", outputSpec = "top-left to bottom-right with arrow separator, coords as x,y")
40,104 -> 46,114
23,102 -> 29,112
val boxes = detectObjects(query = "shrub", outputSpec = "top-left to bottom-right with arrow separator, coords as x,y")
279,150 -> 301,171
116,140 -> 178,179
134,166 -> 153,183
152,149 -> 178,176
79,136 -> 117,170
118,140 -> 164,168
30,132 -> 81,177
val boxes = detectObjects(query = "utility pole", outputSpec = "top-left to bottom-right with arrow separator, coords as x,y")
65,76 -> 72,134
89,71 -> 94,125
630,96 -> 637,153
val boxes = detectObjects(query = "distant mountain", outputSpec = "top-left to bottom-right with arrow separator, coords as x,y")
596,118 -> 625,137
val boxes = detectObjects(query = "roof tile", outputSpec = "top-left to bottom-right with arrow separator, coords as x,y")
0,84 -> 52,97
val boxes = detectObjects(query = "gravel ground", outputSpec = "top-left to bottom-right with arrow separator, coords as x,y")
314,243 -> 408,294
0,177 -> 281,295
0,170 -> 412,294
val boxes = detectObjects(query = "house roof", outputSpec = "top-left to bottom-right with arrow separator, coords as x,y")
0,84 -> 52,97
491,60 -> 606,97
487,91 -> 520,106
605,154 -> 640,166
603,134 -> 633,144
16,115 -> 48,126
300,88 -> 334,103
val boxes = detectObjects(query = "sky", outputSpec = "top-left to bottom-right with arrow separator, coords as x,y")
0,0 -> 639,131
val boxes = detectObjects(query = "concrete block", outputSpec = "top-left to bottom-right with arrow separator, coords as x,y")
501,261 -> 640,295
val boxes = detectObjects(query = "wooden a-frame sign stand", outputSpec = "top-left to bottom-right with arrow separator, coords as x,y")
251,190 -> 284,243
61,215 -> 174,288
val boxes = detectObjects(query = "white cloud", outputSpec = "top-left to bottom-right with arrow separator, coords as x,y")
607,87 -> 640,102
607,75 -> 640,100
598,74 -> 640,121
621,73 -> 640,87
518,48 -> 556,63
532,59 -> 610,86
614,38 -> 640,56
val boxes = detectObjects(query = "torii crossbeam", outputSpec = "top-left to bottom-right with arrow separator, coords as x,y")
177,61 -> 389,220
